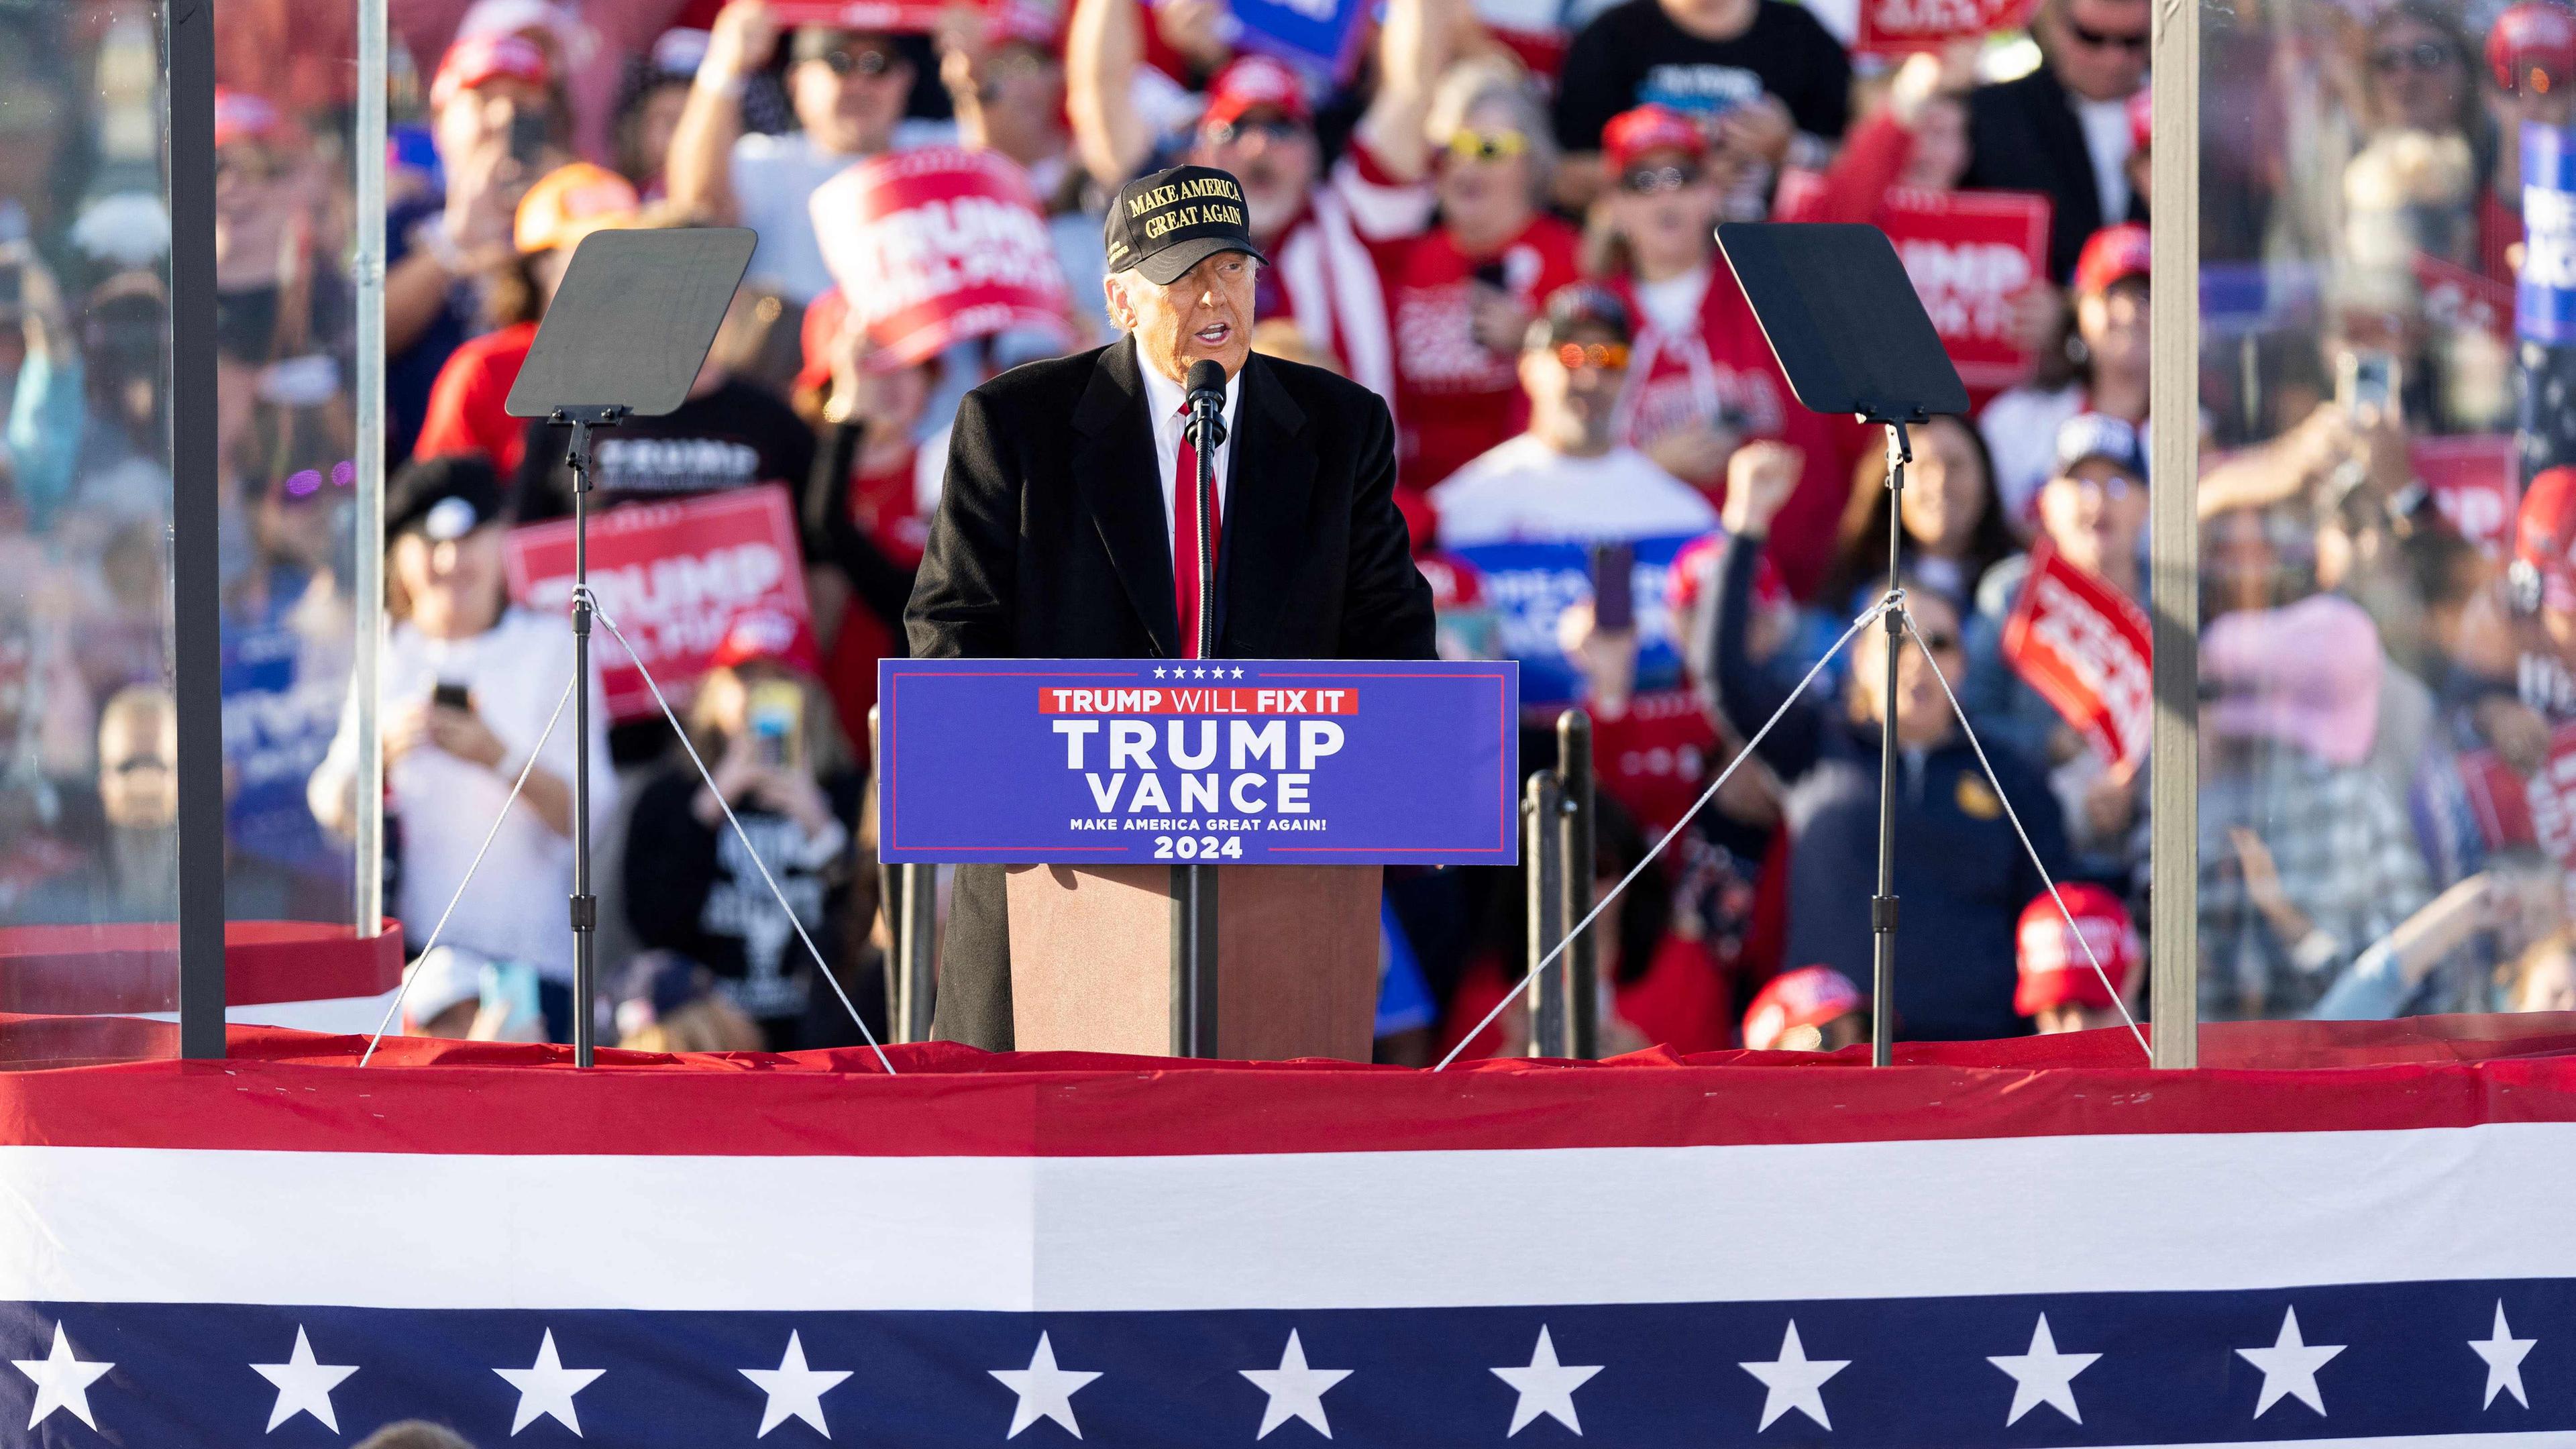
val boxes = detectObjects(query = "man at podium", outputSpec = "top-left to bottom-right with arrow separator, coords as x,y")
907,162 -> 1436,1051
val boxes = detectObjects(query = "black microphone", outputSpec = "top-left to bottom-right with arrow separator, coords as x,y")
1183,358 -> 1228,449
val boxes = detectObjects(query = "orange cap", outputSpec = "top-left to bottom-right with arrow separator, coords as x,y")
513,162 -> 639,255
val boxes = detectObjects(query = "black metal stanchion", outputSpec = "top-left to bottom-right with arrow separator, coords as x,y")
1173,360 -> 1228,1057
1525,772 -> 1568,1056
1555,710 -> 1597,1059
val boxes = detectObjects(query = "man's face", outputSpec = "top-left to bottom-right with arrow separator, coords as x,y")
1107,251 -> 1257,382
1191,109 -> 1318,241
1605,146 -> 1721,264
2039,456 -> 2147,575
2369,15 -> 2467,133
1434,100 -> 1538,237
2049,0 -> 2151,102
790,32 -> 912,155
978,42 -> 1067,162
1517,324 -> 1629,452
98,700 -> 178,830
433,76 -> 548,165
2078,277 -> 2149,374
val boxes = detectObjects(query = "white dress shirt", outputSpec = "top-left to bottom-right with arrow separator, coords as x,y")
1138,355 -> 1242,540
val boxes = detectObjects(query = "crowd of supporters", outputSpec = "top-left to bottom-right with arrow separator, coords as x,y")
4,0 -> 2575,1061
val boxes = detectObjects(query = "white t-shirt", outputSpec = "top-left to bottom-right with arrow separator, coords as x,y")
313,606 -> 617,981
1978,385 -> 2155,525
1430,435 -> 1717,547
1138,357 -> 1242,535
2074,93 -> 2137,225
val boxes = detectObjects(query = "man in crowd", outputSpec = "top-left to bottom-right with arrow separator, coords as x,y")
906,164 -> 1434,1048
1549,0 -> 1851,208
1961,0 -> 2153,282
1431,285 -> 1715,546
665,0 -> 920,303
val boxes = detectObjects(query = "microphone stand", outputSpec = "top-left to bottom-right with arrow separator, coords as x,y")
1870,419 -> 1912,1068
1178,376 -> 1226,1057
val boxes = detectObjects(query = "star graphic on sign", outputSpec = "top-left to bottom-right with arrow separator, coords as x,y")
1195,667 -> 1210,679
495,1329 -> 605,1436
2236,1307 -> 2344,1417
250,1326 -> 359,1432
1240,1330 -> 1351,1439
742,1331 -> 852,1438
1230,667 -> 1244,679
990,1332 -> 1100,1439
1739,1320 -> 1849,1431
12,1321 -> 112,1431
1491,1326 -> 1601,1436
2469,1301 -> 2536,1410
1987,1314 -> 2099,1426
1154,667 -> 1168,678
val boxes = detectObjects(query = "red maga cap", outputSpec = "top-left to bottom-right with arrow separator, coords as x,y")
1742,966 -> 1864,1051
2489,1 -> 2576,92
429,32 -> 551,111
1601,105 -> 1707,174
1202,55 -> 1311,129
2073,223 -> 2152,297
2015,884 -> 2140,1015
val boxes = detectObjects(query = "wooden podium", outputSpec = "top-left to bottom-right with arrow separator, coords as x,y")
1004,865 -> 1381,1060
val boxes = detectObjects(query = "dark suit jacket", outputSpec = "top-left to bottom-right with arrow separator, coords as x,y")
904,336 -> 1436,1050
907,335 -> 1437,663
1961,65 -> 2149,284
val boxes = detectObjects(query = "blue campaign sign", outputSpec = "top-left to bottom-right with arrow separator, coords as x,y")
878,659 -> 1518,865
1448,533 -> 1695,709
2522,121 -> 2576,343
1225,0 -> 1369,78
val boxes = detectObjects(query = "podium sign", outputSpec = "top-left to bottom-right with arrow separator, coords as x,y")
879,659 -> 1518,864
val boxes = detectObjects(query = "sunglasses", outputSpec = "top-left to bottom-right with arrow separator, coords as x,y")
2068,18 -> 2151,51
2052,470 -> 2137,500
1446,129 -> 1528,162
1618,164 -> 1702,195
1203,117 -> 1303,146
817,46 -> 898,77
1554,341 -> 1631,370
2370,40 -> 2455,72
109,755 -> 171,776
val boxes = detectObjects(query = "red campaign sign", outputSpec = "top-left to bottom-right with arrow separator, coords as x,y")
811,146 -> 1071,368
2524,724 -> 2576,885
1882,189 -> 2052,392
2000,539 -> 2154,771
502,486 -> 815,724
767,0 -> 959,34
1854,0 -> 2039,54
2414,252 -> 2515,343
2412,433 -> 2520,559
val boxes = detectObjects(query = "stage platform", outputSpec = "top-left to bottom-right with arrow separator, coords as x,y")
2,1012 -> 2572,1446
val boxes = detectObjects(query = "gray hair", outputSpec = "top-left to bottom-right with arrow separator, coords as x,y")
1424,58 -> 1558,206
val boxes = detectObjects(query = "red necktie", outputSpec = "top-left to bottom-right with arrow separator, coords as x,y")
1173,402 -> 1222,658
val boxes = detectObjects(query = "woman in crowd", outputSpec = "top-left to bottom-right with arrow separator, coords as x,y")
621,618 -> 873,1052
1979,223 -> 2151,523
309,455 -> 616,1040
1817,413 -> 2015,616
1587,103 -> 1866,598
1709,441 -> 2069,1041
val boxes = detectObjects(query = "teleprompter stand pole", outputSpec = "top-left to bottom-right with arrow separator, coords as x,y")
1870,423 -> 1912,1069
554,407 -> 627,1067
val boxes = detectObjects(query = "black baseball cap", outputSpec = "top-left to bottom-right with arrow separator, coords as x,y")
1523,282 -> 1634,351
386,454 -> 506,545
1104,164 -> 1269,286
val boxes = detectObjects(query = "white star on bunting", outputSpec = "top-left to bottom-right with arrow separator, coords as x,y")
1153,667 -> 1167,678
1739,1320 -> 1848,1431
1987,1314 -> 2098,1426
1240,1330 -> 1351,1439
2236,1307 -> 2344,1417
2469,1301 -> 2536,1410
1231,667 -> 1244,678
251,1326 -> 358,1432
1491,1326 -> 1601,1436
990,1332 -> 1101,1439
742,1331 -> 852,1438
12,1322 -> 112,1431
495,1329 -> 605,1436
